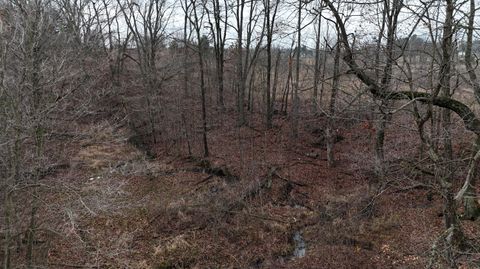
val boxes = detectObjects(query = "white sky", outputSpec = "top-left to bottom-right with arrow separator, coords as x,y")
102,0 -> 480,49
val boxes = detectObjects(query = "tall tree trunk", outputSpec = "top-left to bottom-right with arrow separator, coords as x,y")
265,0 -> 273,128
327,36 -> 340,167
25,193 -> 38,269
183,0 -> 189,98
374,0 -> 402,180
207,0 -> 226,110
248,71 -> 255,112
271,50 -> 281,114
200,55 -> 209,157
26,12 -> 43,266
456,136 -> 480,219
460,0 -> 480,218
463,187 -> 479,220
3,192 -> 11,269
374,109 -> 387,178
281,53 -> 293,115
438,0 -> 463,250
236,0 -> 246,126
292,0 -> 301,137
192,1 -> 209,157
373,0 -> 387,179
319,25 -> 329,105
264,0 -> 279,128
216,53 -> 225,110
312,4 -> 323,114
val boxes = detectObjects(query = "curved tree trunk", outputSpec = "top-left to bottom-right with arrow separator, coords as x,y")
460,0 -> 480,218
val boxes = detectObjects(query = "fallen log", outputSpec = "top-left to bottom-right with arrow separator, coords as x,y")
226,168 -> 276,212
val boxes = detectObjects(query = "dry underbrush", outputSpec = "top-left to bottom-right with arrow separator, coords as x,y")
73,122 -> 144,171
8,110 -> 480,268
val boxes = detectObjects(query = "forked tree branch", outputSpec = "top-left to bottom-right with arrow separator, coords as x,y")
323,0 -> 480,135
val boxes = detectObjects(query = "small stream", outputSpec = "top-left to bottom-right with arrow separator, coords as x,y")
292,231 -> 306,258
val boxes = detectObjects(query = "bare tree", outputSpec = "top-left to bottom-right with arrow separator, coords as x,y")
234,0 -> 246,125
292,0 -> 302,138
456,0 -> 480,220
118,0 -> 171,144
374,0 -> 403,180
204,0 -> 228,110
190,0 -> 209,157
326,29 -> 340,167
232,0 -> 264,126
323,0 -> 480,264
92,0 -> 130,85
263,0 -> 280,128
312,0 -> 323,114
1,0 -> 82,267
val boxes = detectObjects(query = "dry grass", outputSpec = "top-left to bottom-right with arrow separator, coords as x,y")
72,122 -> 143,171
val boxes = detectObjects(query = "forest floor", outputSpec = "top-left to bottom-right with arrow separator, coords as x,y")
13,105 -> 480,269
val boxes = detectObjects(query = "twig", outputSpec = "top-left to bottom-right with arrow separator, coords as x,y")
390,184 -> 429,193
269,167 -> 308,187
195,175 -> 214,186
47,263 -> 88,268
272,170 -> 308,187
227,210 -> 290,224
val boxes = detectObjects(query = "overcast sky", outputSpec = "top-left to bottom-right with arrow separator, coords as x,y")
113,0 -> 479,50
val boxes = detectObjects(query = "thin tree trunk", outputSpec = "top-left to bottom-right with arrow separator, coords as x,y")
248,71 -> 255,112
319,25 -> 329,105
374,0 -> 401,180
25,193 -> 38,269
3,192 -> 11,269
183,0 -> 189,98
236,0 -> 246,126
192,2 -> 209,157
281,55 -> 293,115
271,50 -> 281,114
312,4 -> 323,114
26,13 -> 43,266
327,36 -> 340,167
374,109 -> 387,178
265,0 -> 272,127
206,0 -> 226,110
292,0 -> 301,137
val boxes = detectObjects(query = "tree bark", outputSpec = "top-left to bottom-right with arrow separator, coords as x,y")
312,3 -> 323,114
459,0 -> 480,217
327,34 -> 340,167
323,0 -> 480,135
3,192 -> 11,269
292,0 -> 302,138
456,135 -> 480,220
183,0 -> 190,98
191,0 -> 210,157
236,0 -> 246,126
